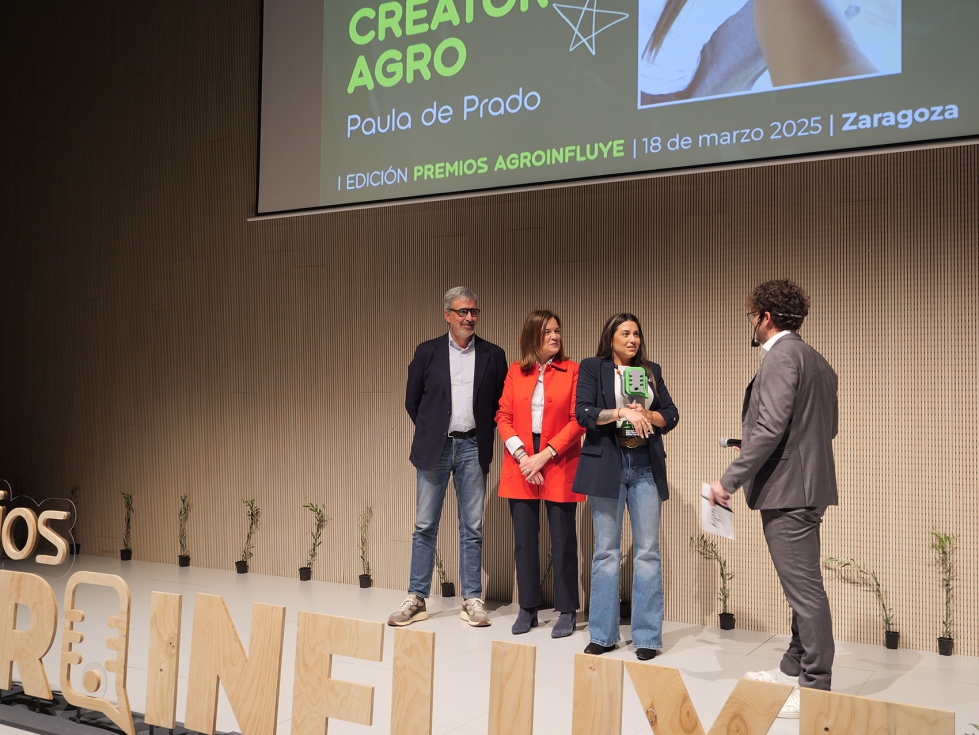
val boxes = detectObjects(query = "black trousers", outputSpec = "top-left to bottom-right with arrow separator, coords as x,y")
509,498 -> 580,612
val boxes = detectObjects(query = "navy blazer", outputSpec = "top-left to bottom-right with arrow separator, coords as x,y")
570,357 -> 679,500
405,334 -> 508,474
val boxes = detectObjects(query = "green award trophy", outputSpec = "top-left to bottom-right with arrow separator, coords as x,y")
619,366 -> 649,437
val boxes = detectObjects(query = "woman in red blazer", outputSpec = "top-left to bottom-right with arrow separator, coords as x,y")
496,310 -> 585,638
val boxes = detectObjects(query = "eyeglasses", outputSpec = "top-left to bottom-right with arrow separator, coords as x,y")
448,308 -> 481,318
745,312 -> 758,323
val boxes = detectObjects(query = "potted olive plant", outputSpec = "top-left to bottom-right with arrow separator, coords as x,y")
237,498 -> 261,574
68,484 -> 81,555
824,556 -> 898,648
434,549 -> 454,597
691,534 -> 736,629
178,494 -> 191,567
120,490 -> 134,561
930,529 -> 957,656
358,506 -> 373,588
299,499 -> 328,581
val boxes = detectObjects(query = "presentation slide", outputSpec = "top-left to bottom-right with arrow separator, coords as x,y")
257,0 -> 979,215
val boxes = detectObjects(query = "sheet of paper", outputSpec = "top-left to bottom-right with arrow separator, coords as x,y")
701,482 -> 735,540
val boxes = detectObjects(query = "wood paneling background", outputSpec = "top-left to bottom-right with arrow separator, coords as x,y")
1,2 -> 976,657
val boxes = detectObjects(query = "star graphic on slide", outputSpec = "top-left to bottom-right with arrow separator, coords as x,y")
553,0 -> 629,56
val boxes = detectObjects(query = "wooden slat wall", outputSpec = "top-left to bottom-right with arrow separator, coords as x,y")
1,2 -> 976,657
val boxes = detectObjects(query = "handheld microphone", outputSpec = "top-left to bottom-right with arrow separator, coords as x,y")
718,437 -> 742,448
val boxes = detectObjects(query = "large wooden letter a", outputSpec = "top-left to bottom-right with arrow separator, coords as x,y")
185,594 -> 286,735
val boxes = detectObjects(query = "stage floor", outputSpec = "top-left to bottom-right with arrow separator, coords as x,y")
3,555 -> 978,734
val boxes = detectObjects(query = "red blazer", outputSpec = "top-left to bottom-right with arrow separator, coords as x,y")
495,359 -> 585,502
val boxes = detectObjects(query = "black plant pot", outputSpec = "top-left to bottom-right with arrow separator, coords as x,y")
885,630 -> 900,649
619,599 -> 631,621
441,582 -> 455,597
69,543 -> 80,556
938,636 -> 954,656
299,567 -> 312,581
236,560 -> 249,574
719,612 -> 736,630
178,555 -> 191,567
120,549 -> 132,561
359,574 -> 372,588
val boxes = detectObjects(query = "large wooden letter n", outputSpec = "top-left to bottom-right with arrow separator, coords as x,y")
185,594 -> 286,735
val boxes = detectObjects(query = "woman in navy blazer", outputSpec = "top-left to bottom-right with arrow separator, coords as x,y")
571,313 -> 679,660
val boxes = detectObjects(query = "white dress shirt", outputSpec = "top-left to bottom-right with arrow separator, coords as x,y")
505,360 -> 552,456
760,330 -> 791,357
447,334 -> 476,433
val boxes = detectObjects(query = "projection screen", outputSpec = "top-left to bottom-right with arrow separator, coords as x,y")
257,0 -> 979,215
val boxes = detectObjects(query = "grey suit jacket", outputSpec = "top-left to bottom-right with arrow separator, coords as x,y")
720,332 -> 839,510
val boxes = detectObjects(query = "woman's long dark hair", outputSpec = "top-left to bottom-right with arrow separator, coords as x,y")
642,0 -> 687,61
596,313 -> 658,400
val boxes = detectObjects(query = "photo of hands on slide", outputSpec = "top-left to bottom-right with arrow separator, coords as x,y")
638,0 -> 901,107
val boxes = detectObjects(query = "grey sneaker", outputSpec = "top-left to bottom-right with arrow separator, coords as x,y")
460,598 -> 491,627
388,594 -> 428,626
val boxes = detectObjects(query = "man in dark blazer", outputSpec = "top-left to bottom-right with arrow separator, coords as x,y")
388,287 -> 507,628
709,280 -> 838,719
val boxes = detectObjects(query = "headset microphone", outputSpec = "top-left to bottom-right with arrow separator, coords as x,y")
718,437 -> 742,448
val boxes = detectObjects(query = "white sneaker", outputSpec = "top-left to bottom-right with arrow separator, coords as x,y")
777,687 -> 800,719
745,666 -> 798,685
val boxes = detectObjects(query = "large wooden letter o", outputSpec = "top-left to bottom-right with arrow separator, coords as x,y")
2,508 -> 39,560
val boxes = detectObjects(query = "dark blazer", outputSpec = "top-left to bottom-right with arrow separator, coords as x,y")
570,357 -> 679,500
720,332 -> 838,510
405,334 -> 508,474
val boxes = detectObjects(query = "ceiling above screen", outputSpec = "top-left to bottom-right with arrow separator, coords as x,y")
256,0 -> 979,216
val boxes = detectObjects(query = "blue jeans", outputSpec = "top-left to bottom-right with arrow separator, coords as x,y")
588,448 -> 664,649
409,436 -> 486,600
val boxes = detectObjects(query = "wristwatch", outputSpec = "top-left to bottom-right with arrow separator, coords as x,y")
547,445 -> 557,458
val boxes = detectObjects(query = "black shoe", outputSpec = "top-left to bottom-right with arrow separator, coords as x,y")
511,607 -> 538,635
551,610 -> 577,639
583,642 -> 616,655
636,648 -> 659,661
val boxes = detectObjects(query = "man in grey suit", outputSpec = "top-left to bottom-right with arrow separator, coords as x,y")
709,279 -> 838,720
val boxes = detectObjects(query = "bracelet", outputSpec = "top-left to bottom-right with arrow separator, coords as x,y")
514,449 -> 527,461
